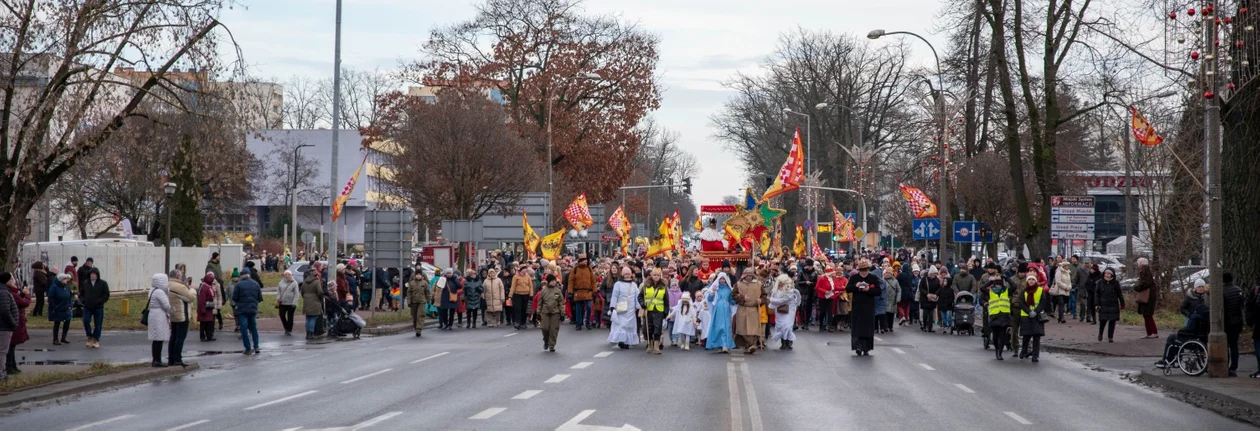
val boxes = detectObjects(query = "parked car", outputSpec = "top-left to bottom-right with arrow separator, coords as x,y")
1169,266 -> 1208,293
1082,253 -> 1126,275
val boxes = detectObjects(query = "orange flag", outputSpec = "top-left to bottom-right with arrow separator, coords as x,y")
1129,105 -> 1164,147
899,183 -> 939,219
332,154 -> 368,221
563,193 -> 595,230
761,128 -> 806,201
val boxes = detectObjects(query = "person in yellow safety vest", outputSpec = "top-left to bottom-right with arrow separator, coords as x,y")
982,264 -> 1013,360
1013,275 -> 1051,362
638,269 -> 669,354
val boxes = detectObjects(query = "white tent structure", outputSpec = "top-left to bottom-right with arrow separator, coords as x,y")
1105,235 -> 1152,257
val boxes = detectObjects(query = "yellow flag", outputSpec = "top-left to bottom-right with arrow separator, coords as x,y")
540,229 -> 565,260
792,225 -> 805,257
522,211 -> 540,260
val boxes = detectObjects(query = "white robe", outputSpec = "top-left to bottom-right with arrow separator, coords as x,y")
697,288 -> 713,339
607,280 -> 641,345
670,301 -> 698,337
769,288 -> 801,342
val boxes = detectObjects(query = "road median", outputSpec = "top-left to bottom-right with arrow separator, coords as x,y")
0,362 -> 199,410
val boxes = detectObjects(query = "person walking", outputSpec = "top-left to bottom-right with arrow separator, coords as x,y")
919,266 -> 940,332
301,265 -> 325,339
275,270 -> 299,336
197,272 -> 218,342
733,268 -> 766,354
1223,273 -> 1245,377
705,273 -> 736,353
0,273 -> 19,380
1051,262 -> 1072,324
985,271 -> 1013,360
847,259 -> 883,356
538,274 -> 565,352
881,270 -> 900,333
1014,274 -> 1050,362
165,268 -> 195,367
1095,268 -> 1124,343
567,255 -> 597,331
147,274 -> 172,367
484,268 -> 504,328
1082,265 -> 1101,324
795,260 -> 818,330
639,269 -> 669,354
607,267 -> 641,350
668,292 -> 698,351
935,267 -> 956,331
768,274 -> 801,350
48,273 -> 73,345
78,268 -> 109,348
1134,258 -> 1159,338
232,268 -> 263,355
407,271 -> 431,337
437,269 -> 461,330
205,252 -> 223,286
511,265 -> 534,330
30,262 -> 47,317
463,269 -> 483,329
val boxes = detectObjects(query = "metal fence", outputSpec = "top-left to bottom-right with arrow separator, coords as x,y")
17,242 -> 244,293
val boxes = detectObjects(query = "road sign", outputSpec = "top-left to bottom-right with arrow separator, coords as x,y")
301,231 -> 315,245
977,222 -> 994,243
844,213 -> 856,222
1049,223 -> 1095,232
1051,231 -> 1095,240
1050,207 -> 1095,215
1051,195 -> 1095,207
1051,214 -> 1094,223
817,222 -> 832,233
912,218 -> 941,241
854,228 -> 865,239
953,221 -> 979,243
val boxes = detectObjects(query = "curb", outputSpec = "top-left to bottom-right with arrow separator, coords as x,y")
362,320 -> 440,336
0,362 -> 200,410
1135,370 -> 1260,426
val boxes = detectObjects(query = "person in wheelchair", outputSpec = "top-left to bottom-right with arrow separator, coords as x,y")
1156,301 -> 1210,369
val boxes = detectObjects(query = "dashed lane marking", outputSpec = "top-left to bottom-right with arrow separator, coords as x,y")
954,384 -> 975,394
167,419 -> 209,431
503,333 -> 518,338
919,363 -> 935,371
891,348 -> 906,354
341,369 -> 393,384
245,390 -> 318,410
545,374 -> 571,383
352,411 -> 402,430
1005,412 -> 1033,425
513,390 -> 543,400
67,415 -> 134,431
470,407 -> 506,420
410,352 -> 449,364
594,351 -> 613,358
571,362 -> 593,369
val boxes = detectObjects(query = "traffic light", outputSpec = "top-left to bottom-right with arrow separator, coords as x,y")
765,176 -> 773,189
683,178 -> 692,195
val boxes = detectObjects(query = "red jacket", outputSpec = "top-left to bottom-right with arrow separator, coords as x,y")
816,274 -> 846,299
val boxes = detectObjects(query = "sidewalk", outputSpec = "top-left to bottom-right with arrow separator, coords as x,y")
0,362 -> 198,410
1137,365 -> 1260,426
1040,319 -> 1165,356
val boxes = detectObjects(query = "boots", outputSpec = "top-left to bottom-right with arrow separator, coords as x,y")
779,340 -> 787,350
786,340 -> 793,350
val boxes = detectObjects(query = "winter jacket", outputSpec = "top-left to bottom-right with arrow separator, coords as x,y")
1224,283 -> 1246,328
147,276 -> 172,342
438,276 -> 462,310
1051,266 -> 1073,296
0,288 -> 18,332
300,271 -> 325,316
1135,269 -> 1158,316
77,265 -> 93,285
79,274 -> 110,309
464,277 -> 484,309
566,265 -> 597,301
883,277 -> 901,312
538,285 -> 565,315
797,269 -> 819,299
483,276 -> 505,312
1014,286 -> 1050,336
936,277 -> 956,311
166,279 -> 196,323
196,281 -> 216,323
407,276 -> 431,307
1180,292 -> 1206,318
232,277 -> 263,316
1095,278 -> 1124,322
952,272 -> 977,293
511,273 -> 534,296
31,268 -> 47,296
277,278 -> 300,306
46,279 -> 74,322
1072,264 -> 1090,289
205,259 -> 223,283
918,277 -> 939,310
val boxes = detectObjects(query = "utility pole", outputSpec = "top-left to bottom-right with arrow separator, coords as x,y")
326,0 -> 343,278
1202,5 -> 1226,377
1123,126 -> 1133,277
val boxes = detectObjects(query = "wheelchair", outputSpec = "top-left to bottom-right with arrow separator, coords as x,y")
1162,335 -> 1208,377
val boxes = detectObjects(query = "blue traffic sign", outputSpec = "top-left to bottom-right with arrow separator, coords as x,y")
954,221 -> 978,243
912,218 -> 941,241
844,213 -> 856,222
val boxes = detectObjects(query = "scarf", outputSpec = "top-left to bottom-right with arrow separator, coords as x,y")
1025,287 -> 1037,308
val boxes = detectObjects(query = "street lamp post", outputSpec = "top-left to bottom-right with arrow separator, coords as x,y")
782,108 -> 813,248
325,0 -> 343,282
163,182 -> 176,273
1102,91 -> 1176,276
868,28 -> 947,263
816,101 -> 869,248
292,143 -> 313,262
320,196 -> 330,255
545,72 -> 602,232
1201,11 -> 1226,377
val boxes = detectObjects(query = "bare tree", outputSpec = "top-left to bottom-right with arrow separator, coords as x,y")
283,75 -> 329,129
338,68 -> 396,130
0,1 -> 236,267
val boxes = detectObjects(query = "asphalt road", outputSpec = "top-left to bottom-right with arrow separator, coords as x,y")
0,323 -> 1252,430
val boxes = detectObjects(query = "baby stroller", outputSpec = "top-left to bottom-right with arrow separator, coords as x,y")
951,291 -> 976,336
326,297 -> 364,339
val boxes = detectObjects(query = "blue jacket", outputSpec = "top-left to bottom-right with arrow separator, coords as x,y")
48,279 -> 74,322
232,277 -> 263,316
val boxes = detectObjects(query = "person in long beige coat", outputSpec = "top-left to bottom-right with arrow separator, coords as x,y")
733,268 -> 767,354
483,268 -> 505,327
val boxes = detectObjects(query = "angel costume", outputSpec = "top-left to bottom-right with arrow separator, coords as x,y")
606,279 -> 641,346
705,273 -> 737,351
769,274 -> 802,345
697,287 -> 713,341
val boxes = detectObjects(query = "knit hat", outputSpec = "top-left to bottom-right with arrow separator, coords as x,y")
1194,278 -> 1207,289
927,266 -> 938,275
231,268 -> 240,278
240,267 -> 251,276
1137,257 -> 1149,267
0,273 -> 10,285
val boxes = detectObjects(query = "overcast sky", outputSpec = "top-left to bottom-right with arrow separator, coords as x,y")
219,0 -> 946,208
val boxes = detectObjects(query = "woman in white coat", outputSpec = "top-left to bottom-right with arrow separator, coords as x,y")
606,267 -> 641,349
696,286 -> 713,345
669,292 -> 699,350
769,273 -> 801,350
147,273 -> 173,367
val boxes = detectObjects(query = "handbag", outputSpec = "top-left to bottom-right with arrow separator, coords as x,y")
505,297 -> 513,307
140,290 -> 152,326
1135,288 -> 1150,304
615,298 -> 629,313
776,304 -> 789,314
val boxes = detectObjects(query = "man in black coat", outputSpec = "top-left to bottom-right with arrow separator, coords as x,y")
846,259 -> 882,356
1223,272 -> 1246,377
796,260 -> 819,330
79,268 -> 110,348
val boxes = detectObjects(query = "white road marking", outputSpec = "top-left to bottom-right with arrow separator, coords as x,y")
341,369 -> 393,384
571,361 -> 593,369
545,374 -> 571,383
954,384 -> 975,394
167,419 -> 210,431
727,362 -> 743,431
1005,412 -> 1033,425
513,389 -> 543,399
352,411 -> 402,430
891,348 -> 906,354
245,390 -> 318,410
504,333 -> 518,337
919,363 -> 935,371
557,409 -> 642,431
410,352 -> 449,364
67,415 -> 134,431
469,407 -> 506,420
594,351 -> 614,358
874,336 -> 884,342
739,362 -> 763,431
731,357 -> 745,362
